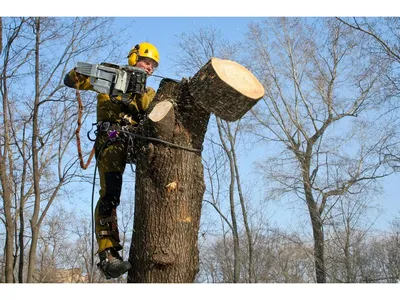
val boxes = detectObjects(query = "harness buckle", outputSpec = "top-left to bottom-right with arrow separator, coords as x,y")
99,215 -> 117,226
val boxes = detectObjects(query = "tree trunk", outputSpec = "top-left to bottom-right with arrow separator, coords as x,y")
303,144 -> 327,283
0,17 -> 2,53
0,112 -> 14,284
18,196 -> 25,282
0,17 -> 14,282
305,188 -> 326,283
311,212 -> 326,283
128,58 -> 264,282
228,121 -> 254,282
216,118 -> 240,282
27,17 -> 41,283
128,79 -> 209,282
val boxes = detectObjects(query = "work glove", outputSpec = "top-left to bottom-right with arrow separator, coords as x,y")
128,68 -> 147,96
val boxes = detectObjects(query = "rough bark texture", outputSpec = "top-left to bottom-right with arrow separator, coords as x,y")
189,57 -> 265,122
303,169 -> 326,283
0,17 -> 2,53
128,79 -> 210,283
128,59 -> 264,283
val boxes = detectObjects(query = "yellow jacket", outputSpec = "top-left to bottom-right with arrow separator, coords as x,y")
64,68 -> 155,125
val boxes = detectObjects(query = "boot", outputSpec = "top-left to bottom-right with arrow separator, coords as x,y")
97,248 -> 131,279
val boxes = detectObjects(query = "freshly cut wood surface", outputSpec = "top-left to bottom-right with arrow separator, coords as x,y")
148,101 -> 173,122
212,58 -> 264,100
148,100 -> 175,141
189,57 -> 265,121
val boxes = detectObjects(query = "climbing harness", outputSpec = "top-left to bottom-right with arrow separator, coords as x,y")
96,214 -> 120,242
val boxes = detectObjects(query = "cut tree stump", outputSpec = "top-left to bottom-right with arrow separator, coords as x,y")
129,79 -> 208,283
128,58 -> 264,283
189,57 -> 265,122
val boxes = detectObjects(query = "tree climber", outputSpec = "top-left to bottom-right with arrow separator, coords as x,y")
64,42 -> 160,279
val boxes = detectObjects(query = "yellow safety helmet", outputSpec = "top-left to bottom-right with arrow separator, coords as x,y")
127,42 -> 159,67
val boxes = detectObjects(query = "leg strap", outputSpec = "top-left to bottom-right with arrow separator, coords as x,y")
97,230 -> 120,239
96,205 -> 121,243
97,211 -> 120,242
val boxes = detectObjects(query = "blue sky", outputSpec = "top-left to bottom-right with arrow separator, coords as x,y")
56,16 -> 400,232
5,0 -> 394,17
1,11 -> 398,232
110,15 -> 400,232
114,17 -> 261,85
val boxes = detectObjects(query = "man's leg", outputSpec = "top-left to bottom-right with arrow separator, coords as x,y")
95,138 -> 131,279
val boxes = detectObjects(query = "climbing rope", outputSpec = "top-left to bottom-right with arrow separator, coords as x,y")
90,158 -> 97,281
118,129 -> 202,153
75,88 -> 95,170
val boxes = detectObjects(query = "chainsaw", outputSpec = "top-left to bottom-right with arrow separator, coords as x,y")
74,62 -> 148,103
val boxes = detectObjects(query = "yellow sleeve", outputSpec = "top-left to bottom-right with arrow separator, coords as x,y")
63,68 -> 94,91
136,87 -> 156,112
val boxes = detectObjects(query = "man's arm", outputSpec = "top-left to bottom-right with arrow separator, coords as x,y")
136,87 -> 156,112
64,68 -> 94,90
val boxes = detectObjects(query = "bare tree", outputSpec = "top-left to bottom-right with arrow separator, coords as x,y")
336,18 -> 400,67
0,17 -> 3,53
337,17 -> 400,171
364,214 -> 400,283
385,215 -> 400,282
0,16 -> 31,283
173,26 -> 259,283
25,17 -> 124,283
324,190 -> 382,282
246,17 -> 396,282
0,16 -> 123,282
198,224 -> 316,283
32,206 -> 74,282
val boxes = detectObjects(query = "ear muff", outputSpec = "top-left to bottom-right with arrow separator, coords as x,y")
127,44 -> 140,66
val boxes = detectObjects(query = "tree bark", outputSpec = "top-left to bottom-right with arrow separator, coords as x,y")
0,17 -> 2,53
129,58 -> 264,282
27,17 -> 41,283
0,16 -> 15,284
304,177 -> 326,283
128,79 -> 209,282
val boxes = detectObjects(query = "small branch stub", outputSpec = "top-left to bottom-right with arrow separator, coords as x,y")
166,181 -> 177,193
